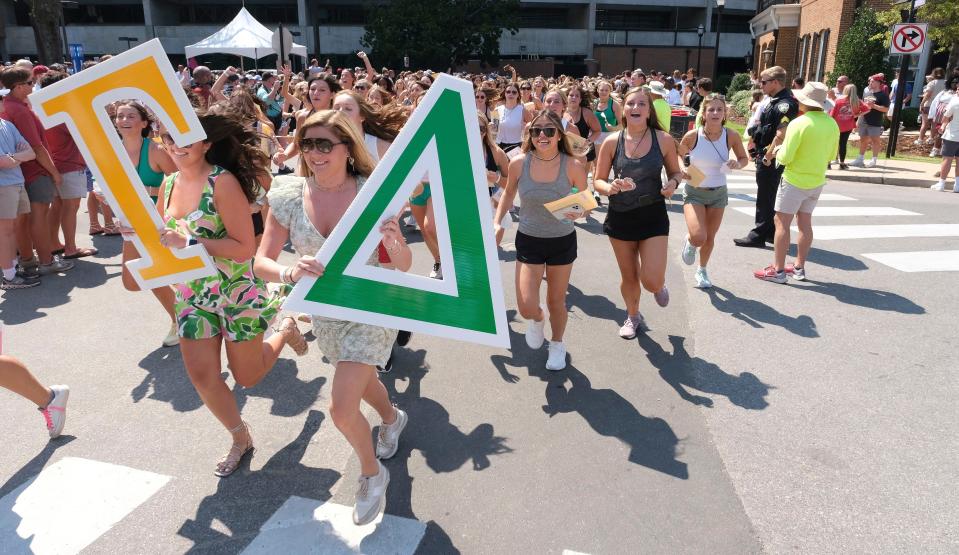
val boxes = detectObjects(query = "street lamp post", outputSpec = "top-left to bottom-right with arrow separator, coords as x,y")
713,0 -> 724,81
697,24 -> 704,74
118,36 -> 138,51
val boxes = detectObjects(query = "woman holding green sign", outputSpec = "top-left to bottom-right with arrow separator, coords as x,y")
255,110 -> 410,526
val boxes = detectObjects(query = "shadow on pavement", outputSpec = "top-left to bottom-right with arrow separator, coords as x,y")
541,364 -> 689,479
380,348 -> 506,553
177,410 -> 342,553
566,284 -> 622,323
133,350 -> 325,419
787,245 -> 869,271
639,334 -> 773,410
706,286 -> 819,338
0,259 -> 114,325
0,435 -> 76,499
797,279 -> 925,314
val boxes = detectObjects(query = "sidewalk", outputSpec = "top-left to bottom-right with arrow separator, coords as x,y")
825,157 -> 939,188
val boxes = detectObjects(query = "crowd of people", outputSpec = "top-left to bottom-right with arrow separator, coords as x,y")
1,47 -> 948,525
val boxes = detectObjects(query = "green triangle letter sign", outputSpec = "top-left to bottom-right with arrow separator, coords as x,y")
282,74 -> 509,348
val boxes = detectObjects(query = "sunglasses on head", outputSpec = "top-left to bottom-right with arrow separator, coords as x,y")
299,137 -> 345,153
355,84 -> 367,90
529,127 -> 557,138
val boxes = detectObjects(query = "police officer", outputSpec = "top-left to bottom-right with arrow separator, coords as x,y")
735,66 -> 799,248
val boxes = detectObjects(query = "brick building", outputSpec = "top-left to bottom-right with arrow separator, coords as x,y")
749,0 -> 892,82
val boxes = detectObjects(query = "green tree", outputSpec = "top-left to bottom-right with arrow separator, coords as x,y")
14,0 -> 63,64
362,0 -> 520,70
877,0 -> 959,69
828,6 -> 893,89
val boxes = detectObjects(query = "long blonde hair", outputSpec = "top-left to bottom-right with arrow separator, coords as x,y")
294,110 -> 376,178
843,84 -> 860,115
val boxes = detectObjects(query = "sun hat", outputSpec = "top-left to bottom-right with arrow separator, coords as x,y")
793,81 -> 829,109
647,80 -> 669,98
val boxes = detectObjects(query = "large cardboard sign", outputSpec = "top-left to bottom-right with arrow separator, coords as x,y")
30,39 -> 215,289
283,74 -> 509,348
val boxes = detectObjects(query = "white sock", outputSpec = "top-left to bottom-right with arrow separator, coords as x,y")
2,267 -> 15,280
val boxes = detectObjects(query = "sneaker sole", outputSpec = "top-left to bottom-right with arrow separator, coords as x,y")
757,275 -> 788,284
353,468 -> 390,526
376,412 -> 407,460
619,331 -> 638,340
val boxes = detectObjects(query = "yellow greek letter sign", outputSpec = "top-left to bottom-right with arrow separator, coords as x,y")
30,39 -> 215,289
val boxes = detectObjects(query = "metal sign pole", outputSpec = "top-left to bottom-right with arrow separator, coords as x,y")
886,0 -> 917,158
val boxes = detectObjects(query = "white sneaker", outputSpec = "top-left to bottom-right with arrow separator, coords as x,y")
162,322 -> 179,347
618,314 -> 644,339
931,181 -> 946,191
525,308 -> 546,349
429,262 -> 442,279
952,184 -> 959,193
694,267 -> 713,289
353,461 -> 389,525
865,158 -> 877,168
376,408 -> 408,459
930,148 -> 940,157
848,158 -> 865,167
39,385 -> 69,438
680,236 -> 696,266
545,341 -> 567,371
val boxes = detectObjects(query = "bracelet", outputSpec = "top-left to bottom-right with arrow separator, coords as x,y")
282,265 -> 293,284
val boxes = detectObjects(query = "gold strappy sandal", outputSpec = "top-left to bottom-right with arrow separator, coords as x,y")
276,316 -> 308,356
214,422 -> 254,478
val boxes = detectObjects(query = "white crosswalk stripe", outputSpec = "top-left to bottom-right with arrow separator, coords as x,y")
733,206 -> 921,217
862,251 -> 959,272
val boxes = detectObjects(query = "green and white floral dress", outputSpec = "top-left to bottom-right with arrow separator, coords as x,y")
164,166 -> 280,342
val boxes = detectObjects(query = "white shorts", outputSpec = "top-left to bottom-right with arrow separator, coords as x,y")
56,170 -> 87,200
775,180 -> 823,215
0,184 -> 30,219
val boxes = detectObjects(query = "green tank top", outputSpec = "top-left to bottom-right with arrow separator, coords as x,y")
137,138 -> 165,200
595,100 -> 618,132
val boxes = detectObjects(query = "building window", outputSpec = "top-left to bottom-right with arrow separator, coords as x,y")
815,29 -> 830,81
596,8 -> 673,31
56,3 -> 145,25
797,34 -> 809,80
518,7 -> 570,28
316,5 -> 366,25
179,4 -> 298,25
710,13 -> 754,34
808,32 -> 819,81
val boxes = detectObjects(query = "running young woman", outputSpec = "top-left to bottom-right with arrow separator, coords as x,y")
493,82 -> 531,154
273,75 -> 341,168
479,112 -> 511,245
331,89 -> 405,162
594,87 -> 683,339
542,88 -> 582,138
677,94 -> 748,289
493,110 -> 588,371
594,80 -> 623,143
254,111 -> 410,526
405,82 -> 442,278
475,87 -> 497,120
152,112 -> 308,477
114,101 -> 180,347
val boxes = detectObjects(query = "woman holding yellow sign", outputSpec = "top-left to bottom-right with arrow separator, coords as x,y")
677,94 -> 748,289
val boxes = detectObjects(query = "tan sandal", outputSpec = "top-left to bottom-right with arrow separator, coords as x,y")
277,316 -> 308,356
214,422 -> 254,478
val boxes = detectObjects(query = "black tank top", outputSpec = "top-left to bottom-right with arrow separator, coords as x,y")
573,110 -> 590,139
484,143 -> 498,172
610,129 -> 664,212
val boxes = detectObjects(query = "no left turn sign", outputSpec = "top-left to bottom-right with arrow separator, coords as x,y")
890,23 -> 928,55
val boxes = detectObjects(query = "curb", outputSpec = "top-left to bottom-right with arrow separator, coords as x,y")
826,171 -> 935,189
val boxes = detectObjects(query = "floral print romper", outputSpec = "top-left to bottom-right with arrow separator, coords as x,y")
163,166 -> 280,342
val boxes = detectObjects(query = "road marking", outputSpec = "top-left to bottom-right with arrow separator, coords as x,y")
862,250 -> 959,272
241,496 -> 426,554
733,206 -> 920,217
729,193 -> 856,202
801,224 -> 959,240
0,457 -> 170,555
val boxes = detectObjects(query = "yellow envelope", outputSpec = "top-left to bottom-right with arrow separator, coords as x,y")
686,164 -> 706,188
543,190 -> 599,221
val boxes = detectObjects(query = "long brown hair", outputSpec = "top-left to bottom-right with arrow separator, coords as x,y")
198,111 -> 269,202
334,90 -> 407,142
521,110 -> 574,156
623,87 -> 664,132
294,110 -> 376,178
115,101 -> 154,138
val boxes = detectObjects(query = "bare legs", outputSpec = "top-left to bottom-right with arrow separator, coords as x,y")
609,236 -> 667,316
515,261 -> 573,342
0,355 -> 52,407
329,361 -> 396,477
683,204 -> 726,267
772,211 -> 813,270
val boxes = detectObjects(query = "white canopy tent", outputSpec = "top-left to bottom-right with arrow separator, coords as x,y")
184,8 -> 307,60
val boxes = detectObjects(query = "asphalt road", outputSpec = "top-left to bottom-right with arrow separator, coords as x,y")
1,172 -> 957,554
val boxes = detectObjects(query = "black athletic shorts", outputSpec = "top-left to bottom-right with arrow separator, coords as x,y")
515,230 -> 577,266
603,201 -> 669,241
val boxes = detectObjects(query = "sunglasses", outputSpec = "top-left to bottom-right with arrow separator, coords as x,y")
475,95 -> 486,100
505,90 -> 518,95
760,79 -> 775,85
355,85 -> 368,90
529,127 -> 557,138
299,137 -> 345,153
520,86 -> 531,91
16,80 -> 34,87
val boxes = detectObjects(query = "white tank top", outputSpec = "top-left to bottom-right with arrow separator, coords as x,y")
495,103 -> 524,144
688,127 -> 729,189
364,133 -> 380,163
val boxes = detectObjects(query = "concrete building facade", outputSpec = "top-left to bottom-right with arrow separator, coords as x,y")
1,0 -> 757,77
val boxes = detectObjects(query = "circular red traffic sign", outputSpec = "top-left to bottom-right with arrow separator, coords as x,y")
893,24 -> 925,54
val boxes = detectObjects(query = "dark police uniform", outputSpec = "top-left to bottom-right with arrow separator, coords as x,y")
741,88 -> 799,244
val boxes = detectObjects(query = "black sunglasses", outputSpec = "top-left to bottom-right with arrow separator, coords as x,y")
299,137 -> 346,153
520,86 -> 531,90
355,84 -> 368,90
529,127 -> 557,138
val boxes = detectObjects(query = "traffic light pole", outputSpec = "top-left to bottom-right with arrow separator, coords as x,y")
886,0 -> 916,158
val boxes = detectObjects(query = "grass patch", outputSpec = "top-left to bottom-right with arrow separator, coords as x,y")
725,121 -> 746,136
880,153 -> 940,165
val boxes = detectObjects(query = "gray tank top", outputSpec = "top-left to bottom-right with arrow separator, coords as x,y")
517,153 -> 575,238
610,129 -> 664,212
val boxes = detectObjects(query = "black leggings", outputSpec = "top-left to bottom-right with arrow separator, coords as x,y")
838,131 -> 851,163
